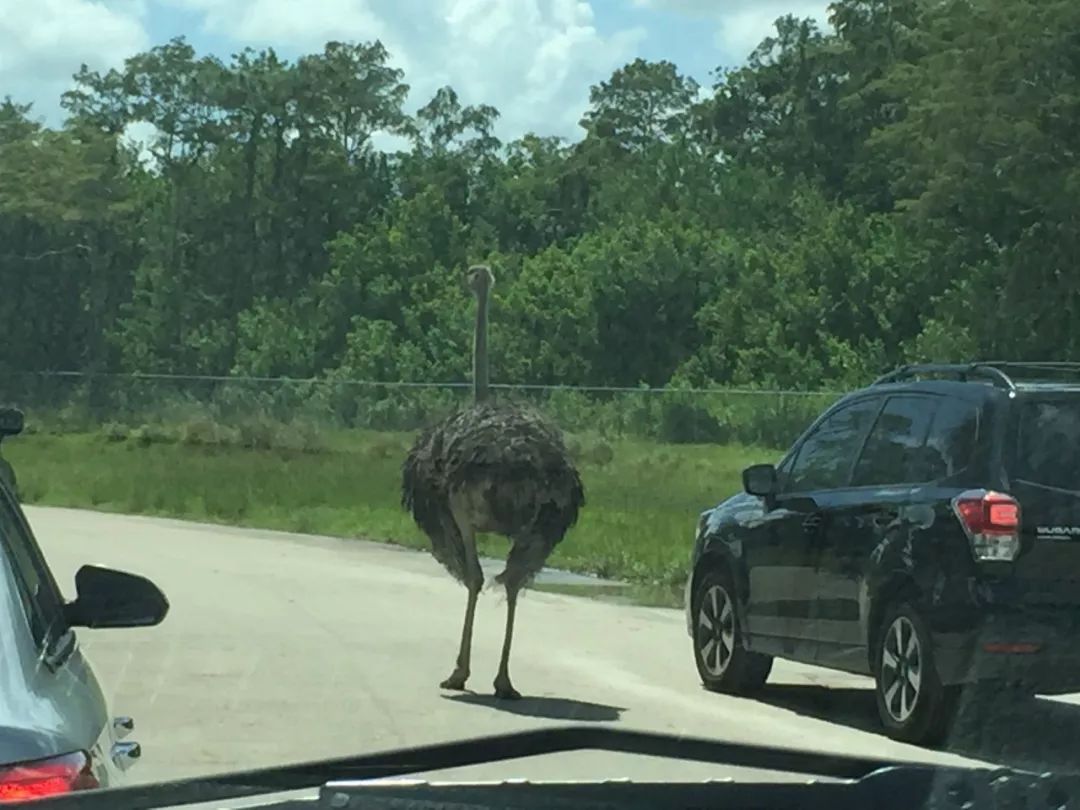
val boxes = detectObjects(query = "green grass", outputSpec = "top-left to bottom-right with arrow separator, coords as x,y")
3,428 -> 778,595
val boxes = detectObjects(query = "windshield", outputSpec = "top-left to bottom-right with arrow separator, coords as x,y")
3,0 -> 1080,803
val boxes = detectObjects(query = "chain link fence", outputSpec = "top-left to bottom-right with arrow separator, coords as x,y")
0,371 -> 843,450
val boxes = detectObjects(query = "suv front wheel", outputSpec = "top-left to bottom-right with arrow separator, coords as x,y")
874,602 -> 958,746
692,568 -> 772,694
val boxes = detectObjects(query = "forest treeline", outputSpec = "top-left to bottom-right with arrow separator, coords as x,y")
2,0 -> 1077,393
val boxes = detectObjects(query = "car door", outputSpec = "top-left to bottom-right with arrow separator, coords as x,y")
813,393 -> 941,673
746,394 -> 884,657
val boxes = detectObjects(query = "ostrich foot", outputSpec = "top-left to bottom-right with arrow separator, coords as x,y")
493,677 -> 521,701
440,669 -> 469,691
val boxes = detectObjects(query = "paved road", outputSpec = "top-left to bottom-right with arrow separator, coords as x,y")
25,506 -> 1080,789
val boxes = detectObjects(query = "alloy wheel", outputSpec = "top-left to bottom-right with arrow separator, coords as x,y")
880,615 -> 923,723
698,584 -> 736,677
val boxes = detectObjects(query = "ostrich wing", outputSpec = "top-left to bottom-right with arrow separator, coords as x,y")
401,418 -> 472,583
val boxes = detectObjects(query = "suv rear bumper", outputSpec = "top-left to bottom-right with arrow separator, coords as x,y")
932,607 -> 1080,693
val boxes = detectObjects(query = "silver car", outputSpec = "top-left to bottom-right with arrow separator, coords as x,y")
0,414 -> 169,802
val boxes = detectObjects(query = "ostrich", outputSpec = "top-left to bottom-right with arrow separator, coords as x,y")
401,264 -> 585,700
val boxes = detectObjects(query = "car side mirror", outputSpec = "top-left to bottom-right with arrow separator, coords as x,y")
742,464 -> 778,499
0,408 -> 23,437
64,565 -> 169,629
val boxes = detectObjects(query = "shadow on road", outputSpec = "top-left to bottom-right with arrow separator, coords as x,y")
751,683 -> 1080,774
443,692 -> 625,722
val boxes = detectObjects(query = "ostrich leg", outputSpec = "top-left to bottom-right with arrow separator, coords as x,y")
493,582 -> 523,700
441,526 -> 482,691
494,536 -> 548,700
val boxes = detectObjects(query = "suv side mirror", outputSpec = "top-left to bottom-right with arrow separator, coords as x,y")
64,565 -> 169,629
742,464 -> 778,498
0,408 -> 24,437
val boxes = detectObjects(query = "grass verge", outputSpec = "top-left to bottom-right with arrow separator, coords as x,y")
4,429 -> 778,595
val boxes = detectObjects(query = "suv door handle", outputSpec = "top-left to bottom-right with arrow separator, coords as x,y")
803,514 -> 824,534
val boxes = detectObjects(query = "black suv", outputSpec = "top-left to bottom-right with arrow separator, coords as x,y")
685,362 -> 1080,746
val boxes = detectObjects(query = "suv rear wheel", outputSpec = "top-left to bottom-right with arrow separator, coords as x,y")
692,568 -> 772,694
874,602 -> 958,746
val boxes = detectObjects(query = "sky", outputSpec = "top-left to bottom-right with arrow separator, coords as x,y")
1,0 -> 832,143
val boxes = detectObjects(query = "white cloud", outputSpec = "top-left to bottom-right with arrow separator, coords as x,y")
633,0 -> 832,64
173,0 -> 390,46
714,2 -> 832,60
0,0 -> 149,123
167,0 -> 645,141
121,119 -> 161,167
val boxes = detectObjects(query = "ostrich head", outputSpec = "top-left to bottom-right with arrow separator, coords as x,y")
467,265 -> 493,404
467,264 -> 494,295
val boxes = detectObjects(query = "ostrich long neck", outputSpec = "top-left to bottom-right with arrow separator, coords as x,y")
473,282 -> 490,404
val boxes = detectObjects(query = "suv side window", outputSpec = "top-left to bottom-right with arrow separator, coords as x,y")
924,397 -> 980,479
852,395 -> 940,487
0,489 -> 66,650
786,397 -> 883,493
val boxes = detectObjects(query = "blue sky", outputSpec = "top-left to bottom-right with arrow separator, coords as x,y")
4,0 -> 831,142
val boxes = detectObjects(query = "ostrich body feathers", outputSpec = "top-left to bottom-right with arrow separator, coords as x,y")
401,400 -> 585,588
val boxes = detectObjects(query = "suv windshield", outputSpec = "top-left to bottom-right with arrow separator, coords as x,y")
1012,397 -> 1080,493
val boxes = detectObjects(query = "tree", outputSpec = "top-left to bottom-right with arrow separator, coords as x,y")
7,12 -> 1079,397
580,58 -> 699,151
872,0 -> 1080,359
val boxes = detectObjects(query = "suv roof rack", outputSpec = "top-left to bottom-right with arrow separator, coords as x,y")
872,361 -> 1080,391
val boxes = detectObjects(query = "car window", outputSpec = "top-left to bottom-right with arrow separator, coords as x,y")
1011,397 -> 1080,491
774,450 -> 796,491
785,397 -> 883,493
852,395 -> 940,486
0,489 -> 67,649
923,397 -> 980,480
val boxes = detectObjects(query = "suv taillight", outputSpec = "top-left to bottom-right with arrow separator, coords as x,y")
952,489 -> 1022,562
0,751 -> 99,803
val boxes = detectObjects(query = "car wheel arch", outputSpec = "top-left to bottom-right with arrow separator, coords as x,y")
867,574 -> 922,673
692,545 -> 747,614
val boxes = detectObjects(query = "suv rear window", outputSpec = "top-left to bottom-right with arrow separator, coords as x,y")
1012,397 -> 1080,492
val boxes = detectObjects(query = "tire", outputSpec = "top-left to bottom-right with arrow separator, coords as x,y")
691,567 -> 772,695
873,602 -> 958,746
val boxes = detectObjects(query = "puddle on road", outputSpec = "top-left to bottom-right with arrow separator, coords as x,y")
530,581 -> 682,609
474,555 -> 683,609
